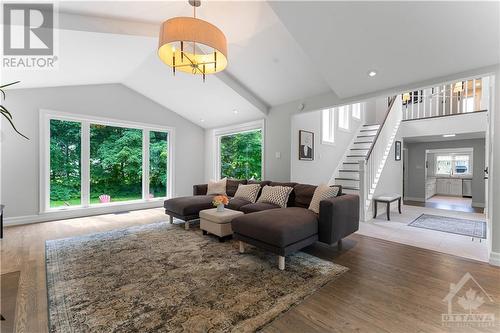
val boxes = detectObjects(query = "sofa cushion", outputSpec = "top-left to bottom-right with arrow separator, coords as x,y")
164,195 -> 215,216
248,180 -> 272,187
207,178 -> 227,195
227,197 -> 253,211
233,184 -> 261,203
239,202 -> 280,214
257,185 -> 294,208
293,184 -> 317,208
232,207 -> 318,247
309,184 -> 340,213
226,179 -> 248,197
269,182 -> 298,206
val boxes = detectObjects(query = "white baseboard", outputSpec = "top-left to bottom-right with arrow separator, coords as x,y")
472,202 -> 485,208
489,251 -> 500,267
404,196 -> 425,202
4,201 -> 164,227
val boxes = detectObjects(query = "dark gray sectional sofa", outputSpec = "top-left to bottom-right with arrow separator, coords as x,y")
164,179 -> 359,270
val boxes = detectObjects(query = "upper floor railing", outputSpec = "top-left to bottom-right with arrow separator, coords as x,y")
402,77 -> 489,121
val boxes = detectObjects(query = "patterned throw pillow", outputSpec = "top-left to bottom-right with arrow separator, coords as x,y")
308,184 -> 340,214
207,178 -> 227,195
233,184 -> 261,203
257,185 -> 294,208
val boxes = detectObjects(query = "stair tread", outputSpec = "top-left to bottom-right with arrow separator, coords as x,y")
339,170 -> 359,172
350,148 -> 369,150
335,177 -> 359,181
363,123 -> 380,127
342,186 -> 360,190
357,135 -> 376,138
343,162 -> 359,164
359,129 -> 378,132
347,155 -> 367,157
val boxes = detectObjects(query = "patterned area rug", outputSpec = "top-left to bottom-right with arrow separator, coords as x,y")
46,222 -> 348,333
408,214 -> 486,238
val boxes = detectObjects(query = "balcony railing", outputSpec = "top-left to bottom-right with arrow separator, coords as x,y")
402,77 -> 489,121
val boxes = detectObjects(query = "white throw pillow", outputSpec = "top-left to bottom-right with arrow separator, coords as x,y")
233,184 -> 261,203
308,184 -> 340,214
207,178 -> 227,195
257,185 -> 293,208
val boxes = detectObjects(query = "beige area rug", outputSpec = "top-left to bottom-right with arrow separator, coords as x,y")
46,222 -> 348,333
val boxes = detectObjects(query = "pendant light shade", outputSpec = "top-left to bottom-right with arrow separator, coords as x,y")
158,16 -> 227,77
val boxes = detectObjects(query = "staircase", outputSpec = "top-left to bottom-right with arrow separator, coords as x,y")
331,95 -> 403,221
332,124 -> 380,195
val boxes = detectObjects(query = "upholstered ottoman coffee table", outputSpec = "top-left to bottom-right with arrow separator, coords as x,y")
199,208 -> 244,242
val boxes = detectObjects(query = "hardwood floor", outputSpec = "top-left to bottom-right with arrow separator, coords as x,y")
1,208 -> 499,332
404,198 -> 484,214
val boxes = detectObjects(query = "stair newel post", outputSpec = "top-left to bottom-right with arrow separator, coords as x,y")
358,160 -> 366,222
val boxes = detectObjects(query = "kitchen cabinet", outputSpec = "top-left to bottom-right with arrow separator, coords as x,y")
425,178 -> 436,199
436,178 -> 463,196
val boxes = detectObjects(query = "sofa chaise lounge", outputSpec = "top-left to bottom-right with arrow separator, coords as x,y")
164,180 -> 359,270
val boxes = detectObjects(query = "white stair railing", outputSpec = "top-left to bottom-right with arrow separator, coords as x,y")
359,95 -> 402,221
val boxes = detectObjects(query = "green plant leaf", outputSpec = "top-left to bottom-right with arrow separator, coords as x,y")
0,105 -> 13,119
1,110 -> 29,140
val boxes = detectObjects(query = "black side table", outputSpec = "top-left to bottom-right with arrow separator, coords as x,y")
0,204 -> 4,239
373,195 -> 401,221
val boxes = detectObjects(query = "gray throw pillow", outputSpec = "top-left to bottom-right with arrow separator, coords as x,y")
233,184 -> 261,203
308,184 -> 340,214
257,185 -> 293,208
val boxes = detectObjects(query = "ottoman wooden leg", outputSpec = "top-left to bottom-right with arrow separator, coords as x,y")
169,216 -> 173,224
239,241 -> 245,253
202,230 -> 207,235
278,256 -> 285,271
185,221 -> 189,230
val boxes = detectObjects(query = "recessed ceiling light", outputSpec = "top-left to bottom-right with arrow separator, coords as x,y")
443,134 -> 456,137
368,70 -> 377,77
200,119 -> 205,122
233,109 -> 238,114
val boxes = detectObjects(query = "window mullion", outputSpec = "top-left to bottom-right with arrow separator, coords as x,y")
143,130 -> 150,201
81,121 -> 90,207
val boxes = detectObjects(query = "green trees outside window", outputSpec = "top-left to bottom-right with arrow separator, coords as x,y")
149,131 -> 168,198
50,119 -> 81,207
48,118 -> 170,208
220,130 -> 262,180
90,125 -> 143,203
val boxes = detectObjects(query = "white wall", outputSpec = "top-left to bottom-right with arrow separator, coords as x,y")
290,109 -> 363,184
0,83 -> 205,222
489,67 -> 500,266
400,111 -> 488,137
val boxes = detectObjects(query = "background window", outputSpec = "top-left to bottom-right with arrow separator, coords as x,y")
436,155 -> 452,175
352,103 -> 361,119
454,155 -> 470,174
436,154 -> 472,176
338,105 -> 350,130
220,130 -> 262,180
90,124 -> 143,204
50,119 -> 81,207
321,108 -> 335,144
149,131 -> 169,198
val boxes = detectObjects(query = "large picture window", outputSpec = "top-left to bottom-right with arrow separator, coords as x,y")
219,129 -> 262,180
41,111 -> 172,212
90,125 -> 143,204
50,119 -> 81,208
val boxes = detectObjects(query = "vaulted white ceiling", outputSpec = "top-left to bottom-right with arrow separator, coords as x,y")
2,1 -> 499,128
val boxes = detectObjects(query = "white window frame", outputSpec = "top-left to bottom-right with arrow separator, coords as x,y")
40,109 -> 174,213
337,105 -> 350,131
321,108 -> 335,145
352,102 -> 362,120
434,151 -> 473,177
213,119 -> 265,181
